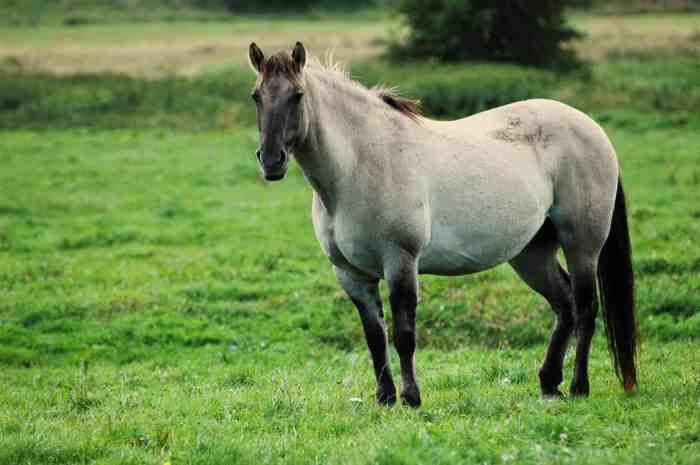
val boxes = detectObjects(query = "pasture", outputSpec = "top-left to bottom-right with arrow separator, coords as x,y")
1,7 -> 699,465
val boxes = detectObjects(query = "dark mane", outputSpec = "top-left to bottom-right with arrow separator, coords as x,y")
375,90 -> 422,121
262,52 -> 423,121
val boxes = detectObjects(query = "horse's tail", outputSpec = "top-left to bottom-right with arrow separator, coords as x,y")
597,179 -> 638,392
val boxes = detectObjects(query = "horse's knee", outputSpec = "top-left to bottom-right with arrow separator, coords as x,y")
389,280 -> 418,310
393,328 -> 416,356
388,267 -> 418,357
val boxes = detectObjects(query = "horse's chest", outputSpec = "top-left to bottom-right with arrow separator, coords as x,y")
312,198 -> 383,278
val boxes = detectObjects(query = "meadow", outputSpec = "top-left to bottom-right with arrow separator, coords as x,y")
1,6 -> 699,465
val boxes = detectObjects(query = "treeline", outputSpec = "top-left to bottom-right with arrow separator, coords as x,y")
193,0 -> 376,11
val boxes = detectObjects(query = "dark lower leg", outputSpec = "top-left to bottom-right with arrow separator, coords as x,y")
570,275 -> 598,396
352,297 -> 397,404
540,266 -> 574,395
540,313 -> 574,396
336,268 -> 396,405
391,287 -> 420,407
387,255 -> 421,407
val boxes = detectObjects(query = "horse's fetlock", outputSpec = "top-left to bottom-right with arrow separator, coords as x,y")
570,380 -> 590,397
376,386 -> 397,406
400,386 -> 422,408
390,290 -> 417,311
539,365 -> 563,395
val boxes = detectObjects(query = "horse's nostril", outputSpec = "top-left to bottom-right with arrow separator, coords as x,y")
280,149 -> 287,163
256,150 -> 262,162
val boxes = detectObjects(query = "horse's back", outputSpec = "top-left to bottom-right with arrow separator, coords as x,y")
424,98 -> 619,206
416,99 -> 619,274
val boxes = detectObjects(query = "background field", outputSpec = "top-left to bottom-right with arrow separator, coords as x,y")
1,3 -> 699,465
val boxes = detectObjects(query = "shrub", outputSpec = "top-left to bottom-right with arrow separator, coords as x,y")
0,68 -> 256,130
390,0 -> 584,70
353,61 -> 559,118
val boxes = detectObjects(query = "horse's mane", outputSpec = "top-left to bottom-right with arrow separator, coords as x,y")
262,51 -> 422,121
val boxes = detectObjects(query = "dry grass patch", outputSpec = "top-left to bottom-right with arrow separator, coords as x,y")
571,12 -> 700,60
1,12 -> 699,76
0,18 -> 386,77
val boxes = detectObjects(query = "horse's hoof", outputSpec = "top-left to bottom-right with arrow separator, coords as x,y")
542,389 -> 566,399
376,389 -> 397,406
570,382 -> 590,397
400,390 -> 422,408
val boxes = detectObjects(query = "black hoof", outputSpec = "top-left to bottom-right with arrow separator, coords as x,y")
539,368 -> 563,396
570,381 -> 590,397
400,389 -> 422,408
376,388 -> 397,406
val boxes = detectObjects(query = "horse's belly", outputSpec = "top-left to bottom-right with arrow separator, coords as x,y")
418,245 -> 491,275
418,222 -> 542,275
419,194 -> 547,275
418,217 -> 545,275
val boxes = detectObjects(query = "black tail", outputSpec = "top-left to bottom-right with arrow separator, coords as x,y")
597,180 -> 638,392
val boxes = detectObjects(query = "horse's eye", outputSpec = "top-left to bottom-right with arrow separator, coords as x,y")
251,92 -> 260,103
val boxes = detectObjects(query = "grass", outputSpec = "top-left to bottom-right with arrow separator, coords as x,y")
1,343 -> 699,465
570,11 -> 700,61
0,13 -> 388,76
1,7 -> 699,465
0,0 -> 381,27
1,11 -> 699,76
1,120 -> 699,464
1,12 -> 699,131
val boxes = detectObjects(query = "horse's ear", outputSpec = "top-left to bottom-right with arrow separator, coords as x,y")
292,41 -> 306,72
249,42 -> 265,74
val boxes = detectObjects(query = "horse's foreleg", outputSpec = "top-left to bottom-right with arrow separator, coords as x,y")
335,267 -> 397,405
385,250 -> 421,407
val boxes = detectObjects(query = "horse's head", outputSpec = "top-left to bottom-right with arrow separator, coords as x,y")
248,42 -> 307,182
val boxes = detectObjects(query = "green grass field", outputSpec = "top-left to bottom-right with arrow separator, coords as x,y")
1,7 -> 700,465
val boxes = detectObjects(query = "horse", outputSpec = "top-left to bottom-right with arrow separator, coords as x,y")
247,42 -> 638,407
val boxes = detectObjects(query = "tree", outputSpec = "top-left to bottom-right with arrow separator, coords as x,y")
390,0 -> 584,69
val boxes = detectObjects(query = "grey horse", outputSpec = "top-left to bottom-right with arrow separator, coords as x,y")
248,42 -> 637,407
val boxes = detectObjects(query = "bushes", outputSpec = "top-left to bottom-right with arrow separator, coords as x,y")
2,55 -> 698,131
0,68 -> 256,130
390,0 -> 584,70
0,63 -> 559,130
353,61 -> 559,119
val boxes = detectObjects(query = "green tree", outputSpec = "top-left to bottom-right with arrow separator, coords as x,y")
391,0 -> 584,69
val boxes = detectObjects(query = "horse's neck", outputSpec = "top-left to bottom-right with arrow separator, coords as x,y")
295,70 -> 404,213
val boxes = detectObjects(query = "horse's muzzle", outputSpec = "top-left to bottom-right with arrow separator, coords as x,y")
257,149 -> 288,181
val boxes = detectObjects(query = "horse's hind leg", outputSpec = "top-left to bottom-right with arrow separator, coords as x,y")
551,179 -> 615,396
510,219 -> 574,397
561,251 -> 600,396
335,267 -> 397,405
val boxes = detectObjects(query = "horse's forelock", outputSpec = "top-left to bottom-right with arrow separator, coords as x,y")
262,52 -> 300,81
